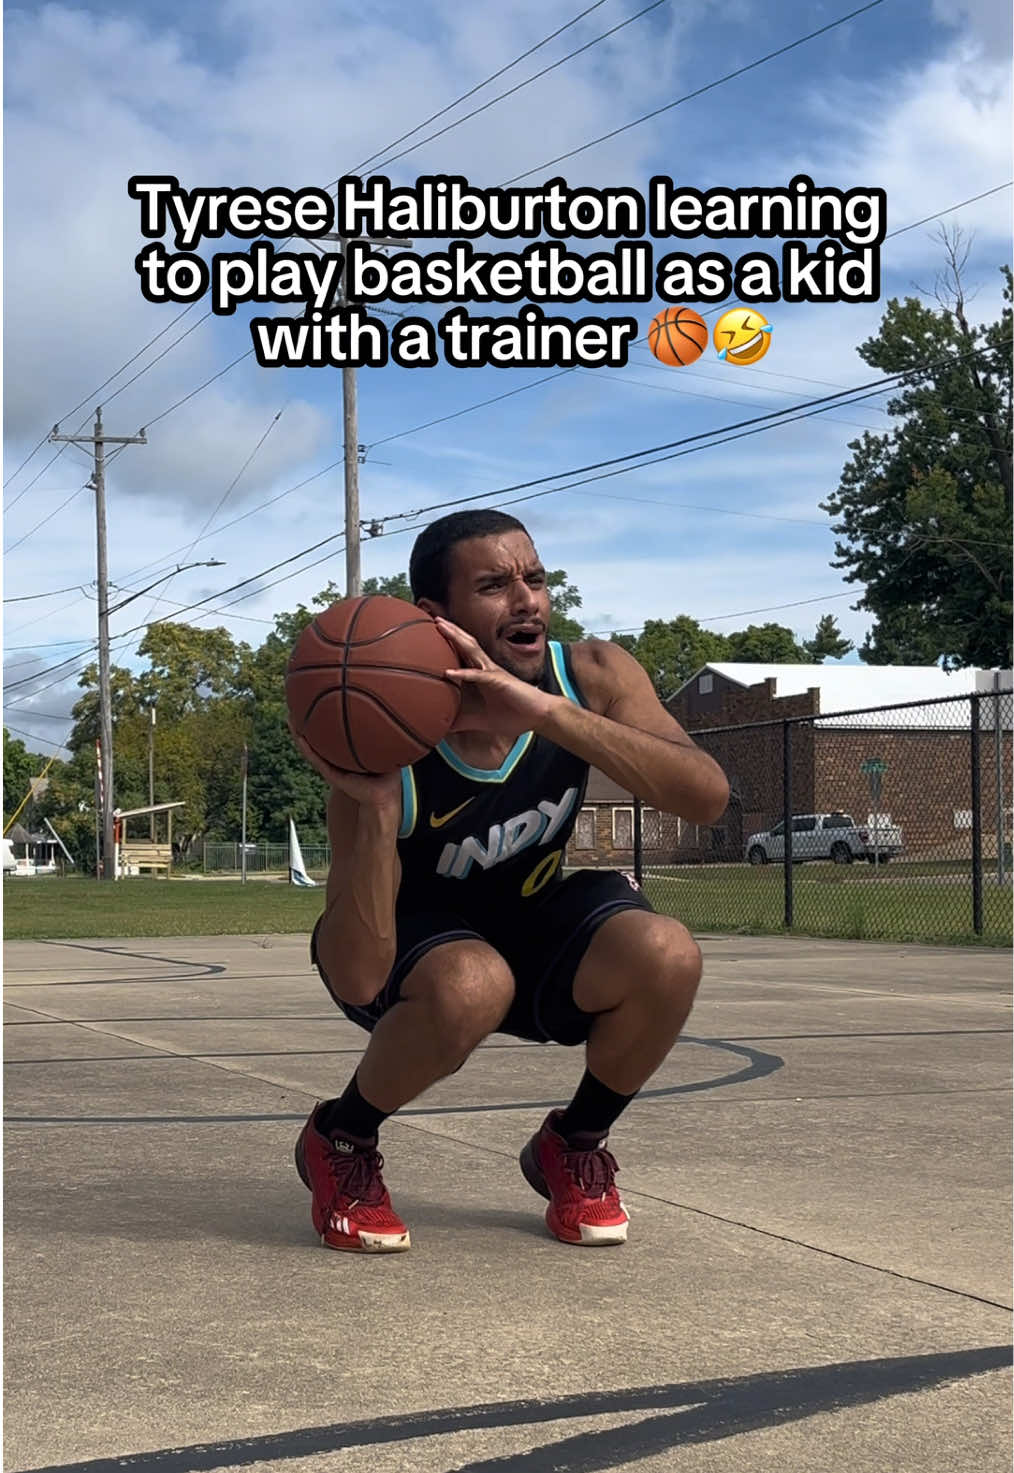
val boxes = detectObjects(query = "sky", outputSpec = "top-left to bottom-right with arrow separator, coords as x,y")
3,0 -> 1012,758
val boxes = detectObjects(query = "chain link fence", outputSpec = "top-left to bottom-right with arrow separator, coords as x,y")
202,841 -> 330,877
635,689 -> 1012,945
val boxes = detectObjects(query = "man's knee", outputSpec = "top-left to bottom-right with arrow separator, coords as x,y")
635,915 -> 702,1012
403,941 -> 515,1059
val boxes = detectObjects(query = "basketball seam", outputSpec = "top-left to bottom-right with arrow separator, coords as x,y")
309,616 -> 434,650
289,662 -> 452,683
657,308 -> 707,364
343,684 -> 433,751
340,599 -> 369,772
300,681 -> 432,770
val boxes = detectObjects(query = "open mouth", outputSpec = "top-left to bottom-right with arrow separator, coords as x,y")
728,331 -> 763,359
503,627 -> 545,651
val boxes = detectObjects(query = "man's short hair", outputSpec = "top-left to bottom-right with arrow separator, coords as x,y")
409,510 -> 531,603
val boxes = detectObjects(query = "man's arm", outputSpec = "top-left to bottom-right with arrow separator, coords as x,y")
294,739 -> 403,1007
437,619 -> 728,824
536,640 -> 729,823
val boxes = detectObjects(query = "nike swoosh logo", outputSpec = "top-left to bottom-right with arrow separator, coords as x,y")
429,799 -> 475,829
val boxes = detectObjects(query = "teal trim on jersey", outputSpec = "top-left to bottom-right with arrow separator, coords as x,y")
398,766 -> 417,837
549,641 -> 580,704
436,731 -> 534,783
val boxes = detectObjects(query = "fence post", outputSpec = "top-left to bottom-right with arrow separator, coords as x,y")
633,796 -> 643,886
782,720 -> 794,928
994,676 -> 1006,886
971,694 -> 983,934
202,840 -> 207,875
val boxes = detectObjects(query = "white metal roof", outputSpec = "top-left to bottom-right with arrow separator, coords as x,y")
682,663 -> 1012,729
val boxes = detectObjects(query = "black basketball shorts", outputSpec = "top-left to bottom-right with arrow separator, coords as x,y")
311,868 -> 655,1047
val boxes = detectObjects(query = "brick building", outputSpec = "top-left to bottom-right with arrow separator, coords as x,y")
564,664 -> 1012,868
664,663 -> 1013,863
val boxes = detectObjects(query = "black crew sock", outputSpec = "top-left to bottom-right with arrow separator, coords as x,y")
315,1073 -> 390,1144
555,1069 -> 637,1144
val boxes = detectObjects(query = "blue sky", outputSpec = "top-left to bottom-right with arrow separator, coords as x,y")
3,0 -> 1011,755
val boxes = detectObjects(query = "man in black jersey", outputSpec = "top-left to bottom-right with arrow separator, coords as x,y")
293,510 -> 729,1252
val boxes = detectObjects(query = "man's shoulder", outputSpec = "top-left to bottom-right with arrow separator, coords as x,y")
566,638 -> 628,709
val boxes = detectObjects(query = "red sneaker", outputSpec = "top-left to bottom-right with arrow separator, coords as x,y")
519,1110 -> 629,1246
294,1106 -> 410,1253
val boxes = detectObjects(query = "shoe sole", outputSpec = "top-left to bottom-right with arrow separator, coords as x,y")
520,1138 -> 628,1246
295,1133 -> 411,1254
519,1137 -> 551,1201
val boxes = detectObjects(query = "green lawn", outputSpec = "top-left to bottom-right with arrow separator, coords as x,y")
2,877 -> 324,940
3,869 -> 1010,946
643,865 -> 1012,946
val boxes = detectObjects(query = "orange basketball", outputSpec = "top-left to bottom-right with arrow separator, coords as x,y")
648,306 -> 708,367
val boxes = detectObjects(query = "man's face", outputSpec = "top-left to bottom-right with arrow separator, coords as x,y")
426,531 -> 552,682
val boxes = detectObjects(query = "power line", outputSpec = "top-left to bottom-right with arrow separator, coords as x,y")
365,369 -> 574,451
501,0 -> 883,184
1,723 -> 71,753
3,483 -> 92,555
368,340 -> 1009,530
884,181 -> 1013,241
80,340 -> 1014,646
588,590 -> 859,635
2,305 -> 199,493
363,0 -> 673,176
575,367 -> 886,433
3,584 -> 92,604
349,0 -> 613,174
139,405 -> 287,625
3,1 -> 634,500
5,336 -> 1005,698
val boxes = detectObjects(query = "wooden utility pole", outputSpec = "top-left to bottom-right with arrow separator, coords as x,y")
51,409 -> 146,880
324,233 -> 411,598
339,239 -> 361,599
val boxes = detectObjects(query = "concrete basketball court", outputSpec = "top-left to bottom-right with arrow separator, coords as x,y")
4,931 -> 1011,1472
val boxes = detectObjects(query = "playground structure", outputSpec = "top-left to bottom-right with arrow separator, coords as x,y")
113,801 -> 185,877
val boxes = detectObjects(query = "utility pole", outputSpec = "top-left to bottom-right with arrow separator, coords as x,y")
325,233 -> 411,598
51,409 -> 146,880
148,705 -> 156,840
240,742 -> 249,886
339,238 -> 361,600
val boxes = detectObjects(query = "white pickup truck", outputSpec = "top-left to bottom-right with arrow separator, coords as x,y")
745,812 -> 904,866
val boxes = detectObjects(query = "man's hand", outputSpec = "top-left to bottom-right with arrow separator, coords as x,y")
436,617 -> 556,738
291,731 -> 402,816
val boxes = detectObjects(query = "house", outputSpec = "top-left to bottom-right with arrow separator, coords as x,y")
566,769 -> 674,869
3,822 -> 63,876
564,663 -> 1012,869
665,663 -> 1013,863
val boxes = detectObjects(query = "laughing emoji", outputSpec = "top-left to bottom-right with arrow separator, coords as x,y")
714,308 -> 772,366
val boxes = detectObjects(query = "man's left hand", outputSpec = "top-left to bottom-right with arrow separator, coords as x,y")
436,617 -> 555,737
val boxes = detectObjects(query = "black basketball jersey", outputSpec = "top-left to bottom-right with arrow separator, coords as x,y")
395,641 -> 589,914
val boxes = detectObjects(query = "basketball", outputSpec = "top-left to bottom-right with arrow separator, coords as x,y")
286,595 -> 461,774
647,306 -> 708,366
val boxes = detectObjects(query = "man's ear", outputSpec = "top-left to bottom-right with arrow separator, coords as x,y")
416,597 -> 445,620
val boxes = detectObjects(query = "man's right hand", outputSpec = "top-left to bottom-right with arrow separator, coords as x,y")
293,733 -> 402,816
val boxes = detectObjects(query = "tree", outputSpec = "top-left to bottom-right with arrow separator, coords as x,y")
363,572 -> 412,601
545,570 -> 585,642
3,728 -> 42,826
610,617 -> 731,697
821,240 -> 1012,668
135,623 -> 246,719
803,614 -> 854,663
725,623 -> 807,663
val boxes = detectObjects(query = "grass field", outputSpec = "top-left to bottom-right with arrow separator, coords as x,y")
4,868 -> 1011,946
2,877 -> 324,940
644,864 -> 1012,946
